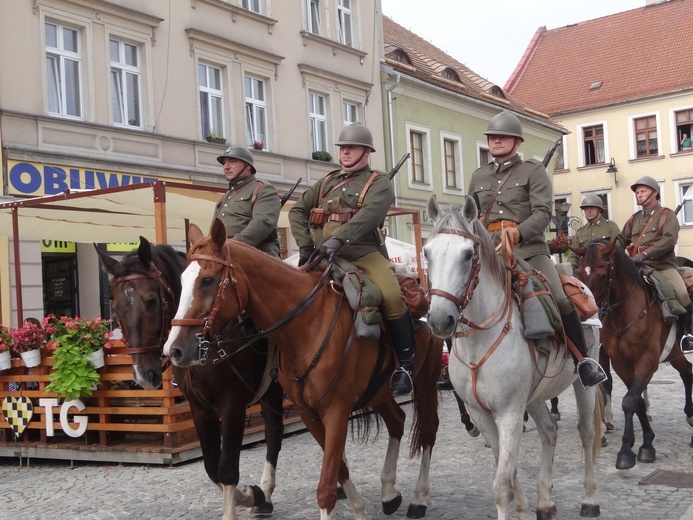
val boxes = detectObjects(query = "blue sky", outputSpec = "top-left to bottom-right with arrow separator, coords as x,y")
381,0 -> 645,86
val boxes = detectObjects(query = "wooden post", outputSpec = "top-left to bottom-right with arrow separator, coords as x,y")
153,181 -> 167,245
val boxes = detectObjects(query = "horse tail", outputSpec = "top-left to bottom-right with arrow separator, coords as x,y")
349,407 -> 381,443
592,384 -> 606,461
409,329 -> 442,458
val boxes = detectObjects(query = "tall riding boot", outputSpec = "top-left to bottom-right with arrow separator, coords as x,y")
680,304 -> 693,352
387,311 -> 416,396
563,309 -> 607,388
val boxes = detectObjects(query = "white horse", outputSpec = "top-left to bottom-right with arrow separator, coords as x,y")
424,195 -> 601,520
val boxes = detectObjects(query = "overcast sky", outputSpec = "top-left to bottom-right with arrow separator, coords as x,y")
381,0 -> 646,87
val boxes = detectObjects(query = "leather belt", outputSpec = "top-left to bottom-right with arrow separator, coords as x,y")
327,214 -> 342,222
486,220 -> 518,232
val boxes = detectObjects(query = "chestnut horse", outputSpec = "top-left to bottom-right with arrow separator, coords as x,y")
96,237 -> 285,520
164,220 -> 442,520
575,239 -> 693,469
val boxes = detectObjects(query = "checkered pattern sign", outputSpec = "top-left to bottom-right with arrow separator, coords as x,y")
2,396 -> 34,438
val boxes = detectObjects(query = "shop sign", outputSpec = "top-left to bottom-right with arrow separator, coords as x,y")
40,240 -> 76,253
7,160 -> 158,196
105,243 -> 140,252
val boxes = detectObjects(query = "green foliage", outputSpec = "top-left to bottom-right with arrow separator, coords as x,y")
312,150 -> 333,162
0,326 -> 12,353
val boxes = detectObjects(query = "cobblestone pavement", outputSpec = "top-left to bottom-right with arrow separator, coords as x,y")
2,364 -> 693,519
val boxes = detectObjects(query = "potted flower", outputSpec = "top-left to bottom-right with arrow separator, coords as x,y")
10,321 -> 45,368
0,326 -> 12,371
206,133 -> 226,145
252,140 -> 264,150
312,150 -> 333,162
44,315 -> 114,401
547,234 -> 572,255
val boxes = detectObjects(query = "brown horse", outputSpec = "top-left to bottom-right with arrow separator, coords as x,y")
576,239 -> 693,469
164,220 -> 442,520
96,237 -> 285,520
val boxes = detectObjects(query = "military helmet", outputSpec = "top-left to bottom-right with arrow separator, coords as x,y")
336,123 -> 376,152
630,175 -> 660,199
216,145 -> 256,173
580,194 -> 604,211
484,111 -> 524,142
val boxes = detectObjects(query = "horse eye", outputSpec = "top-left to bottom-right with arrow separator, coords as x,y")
465,250 -> 474,261
200,276 -> 215,288
145,298 -> 158,310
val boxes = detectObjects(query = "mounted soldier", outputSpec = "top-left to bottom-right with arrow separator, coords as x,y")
566,194 -> 621,272
614,175 -> 693,352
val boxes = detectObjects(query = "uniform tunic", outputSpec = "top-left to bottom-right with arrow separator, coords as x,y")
289,166 -> 406,319
212,175 -> 281,258
566,217 -> 621,270
469,154 -> 573,314
615,203 -> 688,306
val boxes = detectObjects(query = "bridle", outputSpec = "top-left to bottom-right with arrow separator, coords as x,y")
114,265 -> 177,370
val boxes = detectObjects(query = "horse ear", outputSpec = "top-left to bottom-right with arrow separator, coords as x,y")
93,243 -> 119,276
427,195 -> 441,223
137,236 -> 153,267
210,218 -> 227,249
188,224 -> 205,247
462,195 -> 478,222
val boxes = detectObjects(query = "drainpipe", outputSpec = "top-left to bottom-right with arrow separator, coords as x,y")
386,73 -> 401,238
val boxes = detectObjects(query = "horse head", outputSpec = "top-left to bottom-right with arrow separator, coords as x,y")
165,219 -> 249,368
424,195 -> 501,339
576,239 -> 619,305
95,236 -> 185,389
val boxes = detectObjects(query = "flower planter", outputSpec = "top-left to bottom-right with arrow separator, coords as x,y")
20,348 -> 41,368
206,136 -> 226,145
88,347 -> 105,369
0,351 -> 10,371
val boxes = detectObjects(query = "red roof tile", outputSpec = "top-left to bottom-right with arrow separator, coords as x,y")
505,0 -> 693,115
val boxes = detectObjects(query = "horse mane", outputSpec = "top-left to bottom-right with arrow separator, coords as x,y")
430,203 -> 503,282
584,240 -> 646,289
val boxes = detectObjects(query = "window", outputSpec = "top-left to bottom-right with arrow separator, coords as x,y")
245,75 -> 267,149
342,101 -> 359,126
554,142 -> 565,170
635,116 -> 658,158
676,109 -> 693,152
306,0 -> 321,35
389,49 -> 412,65
440,134 -> 462,192
681,183 -> 693,225
442,68 -> 460,82
45,21 -> 82,118
309,92 -> 328,152
478,145 -> 491,167
444,139 -> 458,189
583,125 -> 604,165
410,131 -> 425,183
110,39 -> 142,128
337,0 -> 352,46
242,0 -> 261,14
199,63 -> 224,139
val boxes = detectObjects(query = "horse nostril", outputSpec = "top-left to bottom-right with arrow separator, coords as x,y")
169,348 -> 183,363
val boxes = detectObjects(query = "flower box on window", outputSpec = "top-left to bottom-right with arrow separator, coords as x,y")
206,135 -> 226,145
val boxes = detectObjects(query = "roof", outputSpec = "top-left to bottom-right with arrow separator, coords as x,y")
505,0 -> 693,115
382,16 -> 558,127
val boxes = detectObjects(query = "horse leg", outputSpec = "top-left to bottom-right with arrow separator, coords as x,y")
617,387 -> 647,469
599,347 -> 614,431
494,410 -> 529,520
455,392 -> 480,436
549,397 -> 560,421
668,352 -> 693,438
371,400 -> 404,515
635,391 -> 657,464
572,380 -> 601,517
526,401 -> 557,520
251,381 -> 285,515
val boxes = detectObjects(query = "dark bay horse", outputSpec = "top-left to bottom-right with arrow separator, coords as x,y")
576,239 -> 693,469
164,220 -> 443,520
96,237 -> 285,520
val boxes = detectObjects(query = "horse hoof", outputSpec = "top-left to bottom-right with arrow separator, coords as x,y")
250,502 -> 274,515
615,452 -> 636,470
406,503 -> 427,519
536,504 -> 557,519
580,503 -> 601,517
336,485 -> 347,500
550,411 -> 561,421
467,426 -> 481,438
601,435 -> 607,448
382,493 -> 402,515
606,422 -> 614,431
638,446 -> 656,463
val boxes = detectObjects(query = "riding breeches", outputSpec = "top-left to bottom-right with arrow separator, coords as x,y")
657,267 -> 690,307
349,251 -> 407,320
525,253 -> 573,315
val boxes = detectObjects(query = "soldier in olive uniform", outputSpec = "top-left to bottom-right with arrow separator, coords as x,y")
469,111 -> 607,388
289,123 -> 416,396
615,176 -> 693,351
213,146 -> 281,258
566,194 -> 621,271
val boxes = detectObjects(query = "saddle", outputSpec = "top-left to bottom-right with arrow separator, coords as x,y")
642,268 -> 686,324
512,258 -> 562,340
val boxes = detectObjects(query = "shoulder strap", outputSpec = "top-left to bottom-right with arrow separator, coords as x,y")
250,181 -> 264,209
318,170 -> 349,204
631,208 -> 665,252
482,162 -> 520,224
357,171 -> 380,210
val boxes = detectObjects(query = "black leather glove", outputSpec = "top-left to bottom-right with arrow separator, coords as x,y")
298,246 -> 315,267
631,252 -> 646,265
320,236 -> 343,258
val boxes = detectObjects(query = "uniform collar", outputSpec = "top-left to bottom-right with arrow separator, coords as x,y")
641,202 -> 662,216
494,154 -> 521,174
228,174 -> 255,190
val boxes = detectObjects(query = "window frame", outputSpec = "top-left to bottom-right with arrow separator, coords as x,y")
242,0 -> 262,14
676,179 -> 693,226
110,38 -> 143,129
305,0 -> 321,35
405,122 -> 432,190
440,131 -> 463,195
245,74 -> 269,150
198,62 -> 226,140
342,100 -> 359,127
671,107 -> 693,154
45,20 -> 83,120
337,0 -> 353,47
629,112 -> 661,159
308,91 -> 329,153
576,121 -> 610,167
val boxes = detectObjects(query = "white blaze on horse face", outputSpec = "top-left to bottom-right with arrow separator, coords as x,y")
584,266 -> 591,277
163,261 -> 201,356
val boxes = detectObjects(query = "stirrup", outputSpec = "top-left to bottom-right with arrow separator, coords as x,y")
681,334 -> 693,353
577,358 -> 607,389
390,368 -> 413,396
